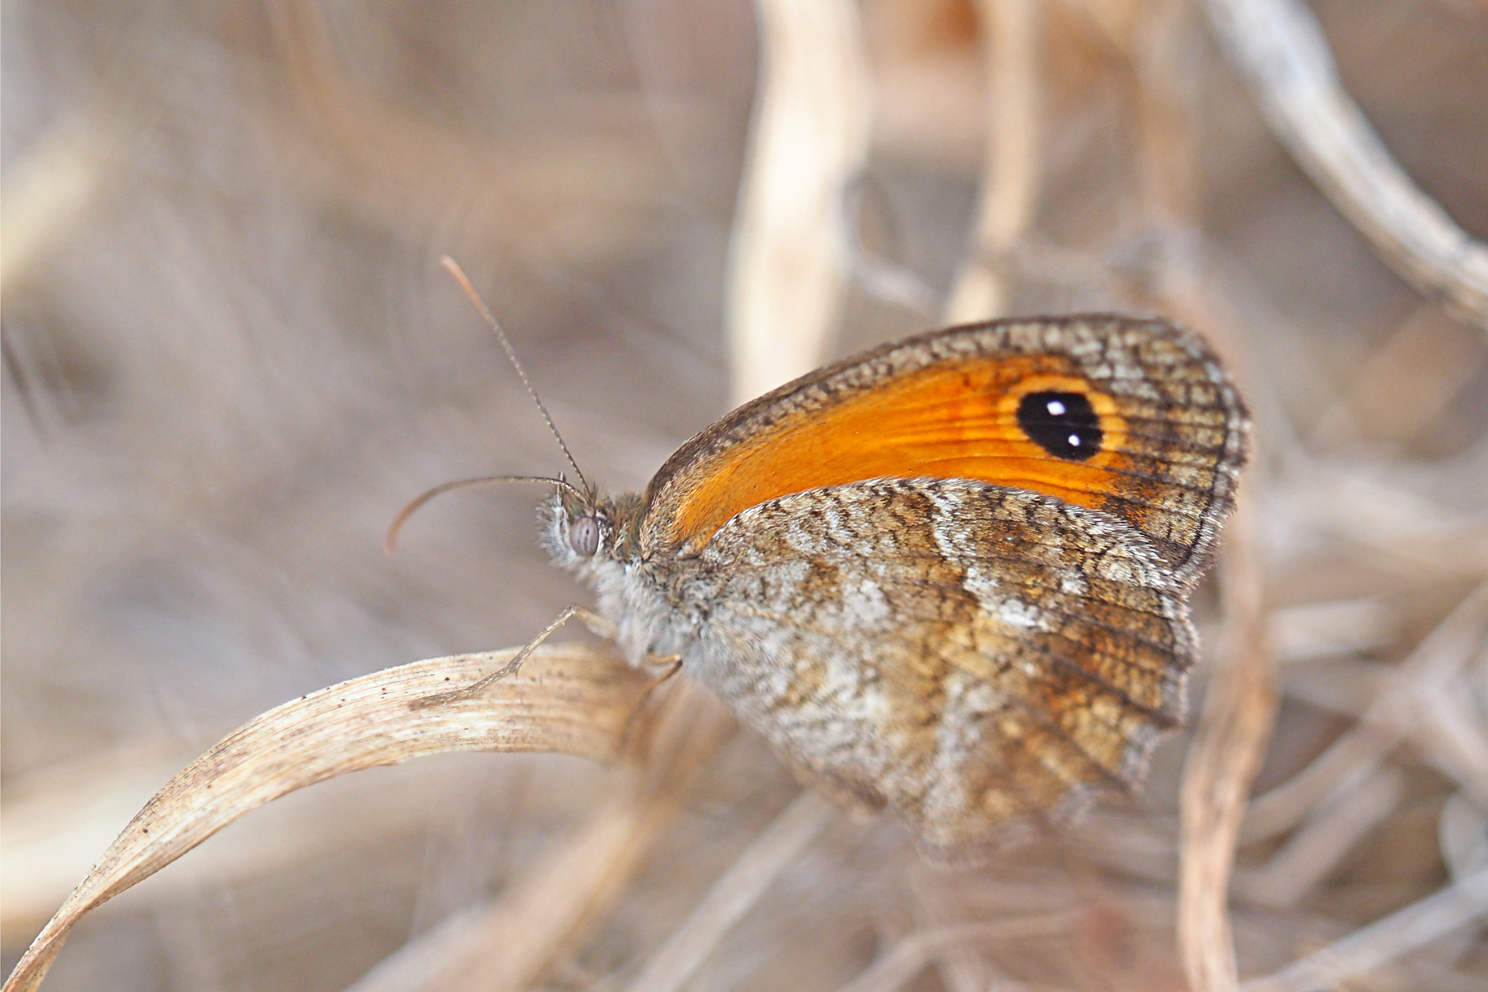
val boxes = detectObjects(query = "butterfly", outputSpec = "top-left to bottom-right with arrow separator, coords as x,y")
402,272 -> 1248,856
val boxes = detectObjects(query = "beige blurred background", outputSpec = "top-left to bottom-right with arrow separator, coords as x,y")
4,1 -> 1486,990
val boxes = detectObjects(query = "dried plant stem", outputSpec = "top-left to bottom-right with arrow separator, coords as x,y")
1439,791 -> 1488,882
1124,0 -> 1217,336
944,0 -> 1043,323
908,874 -> 996,992
1204,0 -> 1488,330
1232,767 -> 1404,909
1119,37 -> 1283,982
2,643 -> 651,992
1179,495 -> 1279,992
362,681 -> 735,992
1131,0 -> 1200,230
1242,581 -> 1488,844
1124,0 -> 1239,351
0,119 -> 103,296
726,0 -> 872,402
1417,680 -> 1488,806
347,780 -> 666,992
1241,867 -> 1488,992
621,790 -> 836,992
833,913 -> 1080,992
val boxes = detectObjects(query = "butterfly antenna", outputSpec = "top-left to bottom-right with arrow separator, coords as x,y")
440,256 -> 590,492
386,474 -> 583,554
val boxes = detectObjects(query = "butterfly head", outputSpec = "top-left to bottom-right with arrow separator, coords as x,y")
541,483 -> 643,570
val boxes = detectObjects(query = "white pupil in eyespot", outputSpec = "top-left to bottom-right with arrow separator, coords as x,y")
1068,433 -> 1081,447
1046,400 -> 1066,416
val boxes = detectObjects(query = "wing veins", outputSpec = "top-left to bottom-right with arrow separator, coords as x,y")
708,592 -> 1178,723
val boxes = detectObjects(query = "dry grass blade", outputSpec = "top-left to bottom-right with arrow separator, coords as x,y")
1203,0 -> 1488,329
1440,791 -> 1488,883
1,745 -> 207,935
2,643 -> 651,992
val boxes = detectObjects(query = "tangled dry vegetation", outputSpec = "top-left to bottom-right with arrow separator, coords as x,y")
3,1 -> 1486,990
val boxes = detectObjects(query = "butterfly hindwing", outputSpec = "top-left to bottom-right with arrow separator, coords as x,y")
667,477 -> 1197,851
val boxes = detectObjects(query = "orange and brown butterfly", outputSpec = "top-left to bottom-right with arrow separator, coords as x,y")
401,291 -> 1248,855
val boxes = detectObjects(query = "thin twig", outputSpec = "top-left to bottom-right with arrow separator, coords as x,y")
1123,0 -> 1212,324
1241,867 -> 1488,992
1204,0 -> 1488,329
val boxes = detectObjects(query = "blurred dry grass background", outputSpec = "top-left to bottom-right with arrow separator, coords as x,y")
4,1 -> 1487,990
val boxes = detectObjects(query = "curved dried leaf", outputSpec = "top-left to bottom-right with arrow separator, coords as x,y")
3,642 -> 649,992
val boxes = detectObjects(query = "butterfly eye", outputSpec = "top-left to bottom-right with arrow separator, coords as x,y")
568,516 -> 600,557
1017,390 -> 1102,461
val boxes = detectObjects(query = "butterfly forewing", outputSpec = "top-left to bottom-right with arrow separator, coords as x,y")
641,316 -> 1247,582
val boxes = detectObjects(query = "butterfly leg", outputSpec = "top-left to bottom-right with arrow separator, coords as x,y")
572,604 -> 619,641
619,654 -> 684,752
640,653 -> 684,688
413,604 -> 612,707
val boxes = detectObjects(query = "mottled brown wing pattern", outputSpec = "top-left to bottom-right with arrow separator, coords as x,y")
669,477 -> 1197,853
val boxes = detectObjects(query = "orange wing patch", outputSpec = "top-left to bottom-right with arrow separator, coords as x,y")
667,355 -> 1135,552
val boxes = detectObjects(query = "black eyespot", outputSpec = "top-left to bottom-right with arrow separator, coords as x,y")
568,516 -> 600,557
1016,390 -> 1102,461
